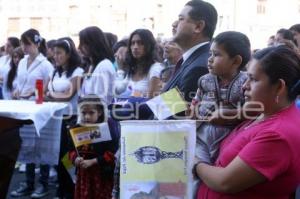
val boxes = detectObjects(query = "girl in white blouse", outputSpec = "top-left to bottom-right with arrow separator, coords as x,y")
78,26 -> 116,105
44,37 -> 83,199
0,37 -> 20,99
45,37 -> 83,115
125,29 -> 163,98
10,29 -> 53,198
13,29 -> 53,100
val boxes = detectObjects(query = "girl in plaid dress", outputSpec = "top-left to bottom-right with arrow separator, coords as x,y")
69,95 -> 119,199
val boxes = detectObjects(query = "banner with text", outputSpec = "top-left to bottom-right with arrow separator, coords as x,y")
120,120 -> 196,199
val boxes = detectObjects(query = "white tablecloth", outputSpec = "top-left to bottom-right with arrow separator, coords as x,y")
0,100 -> 67,135
0,100 -> 68,165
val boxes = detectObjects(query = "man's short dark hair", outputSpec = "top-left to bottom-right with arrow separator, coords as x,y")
185,0 -> 218,39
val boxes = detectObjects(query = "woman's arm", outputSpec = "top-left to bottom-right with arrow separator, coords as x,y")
148,76 -> 161,98
48,76 -> 82,102
209,102 -> 263,126
43,78 -> 50,95
195,156 -> 266,194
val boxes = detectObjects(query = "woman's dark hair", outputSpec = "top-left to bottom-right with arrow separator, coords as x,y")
104,32 -> 118,50
127,29 -> 157,77
7,37 -> 20,49
21,28 -> 47,56
276,28 -> 295,42
112,38 -> 128,54
0,45 -> 5,53
289,24 -> 300,33
253,45 -> 300,101
46,39 -> 56,49
213,31 -> 251,70
79,26 -> 114,69
185,0 -> 218,39
7,47 -> 24,90
156,43 -> 164,63
52,37 -> 82,79
78,94 -> 105,123
46,39 -> 57,64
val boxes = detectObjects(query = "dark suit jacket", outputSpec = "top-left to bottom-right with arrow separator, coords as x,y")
162,43 -> 210,102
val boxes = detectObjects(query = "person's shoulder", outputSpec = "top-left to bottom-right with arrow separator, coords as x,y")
192,42 -> 210,55
149,62 -> 163,72
200,73 -> 214,80
0,55 -> 9,62
198,73 -> 215,88
17,55 -> 29,68
187,50 -> 209,69
0,55 -> 5,62
151,62 -> 163,68
96,59 -> 115,72
37,54 -> 53,67
238,71 -> 248,81
98,59 -> 113,67
228,71 -> 248,87
73,67 -> 84,74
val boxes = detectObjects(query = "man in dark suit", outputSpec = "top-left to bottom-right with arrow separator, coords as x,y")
162,0 -> 218,102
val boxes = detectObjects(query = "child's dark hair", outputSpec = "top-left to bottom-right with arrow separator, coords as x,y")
78,95 -> 105,123
213,31 -> 251,70
21,28 -> 47,56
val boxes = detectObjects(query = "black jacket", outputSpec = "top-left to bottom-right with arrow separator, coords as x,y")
162,43 -> 210,102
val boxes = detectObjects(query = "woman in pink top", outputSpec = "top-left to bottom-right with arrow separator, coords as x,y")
195,45 -> 300,199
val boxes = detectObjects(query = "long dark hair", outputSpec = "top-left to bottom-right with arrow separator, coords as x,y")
127,29 -> 157,77
79,26 -> 114,70
104,32 -> 118,50
21,28 -> 47,56
7,37 -> 20,53
52,37 -> 82,79
253,45 -> 300,101
7,47 -> 24,90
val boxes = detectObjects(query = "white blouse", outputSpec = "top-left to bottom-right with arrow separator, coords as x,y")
2,70 -> 18,100
127,62 -> 163,97
1,55 -> 15,99
48,67 -> 84,115
0,55 -> 11,85
16,53 -> 53,98
81,59 -> 116,105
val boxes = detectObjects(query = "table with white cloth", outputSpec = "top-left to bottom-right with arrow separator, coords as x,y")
0,100 -> 68,165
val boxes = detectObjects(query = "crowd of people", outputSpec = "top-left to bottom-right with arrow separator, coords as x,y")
1,0 -> 300,198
